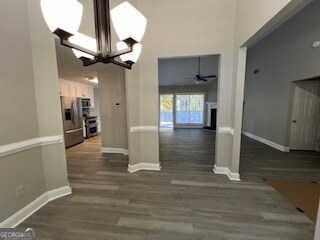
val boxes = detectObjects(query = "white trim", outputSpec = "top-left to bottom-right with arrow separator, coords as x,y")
128,163 -> 161,173
0,185 -> 71,228
213,165 -> 241,181
130,126 -> 159,133
101,148 -> 128,155
218,127 -> 234,136
242,131 -> 290,152
175,126 -> 203,129
0,135 -> 63,158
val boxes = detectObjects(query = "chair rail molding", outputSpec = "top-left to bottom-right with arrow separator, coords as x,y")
218,127 -> 234,136
130,126 -> 159,133
0,135 -> 63,158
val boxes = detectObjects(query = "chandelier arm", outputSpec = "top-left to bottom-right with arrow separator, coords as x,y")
110,59 -> 133,69
60,39 -> 100,57
81,58 -> 102,66
108,46 -> 133,58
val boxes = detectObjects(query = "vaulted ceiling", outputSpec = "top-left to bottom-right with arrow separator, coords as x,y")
158,55 -> 219,86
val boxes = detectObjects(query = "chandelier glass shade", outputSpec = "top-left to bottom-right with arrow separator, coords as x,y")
40,0 -> 83,34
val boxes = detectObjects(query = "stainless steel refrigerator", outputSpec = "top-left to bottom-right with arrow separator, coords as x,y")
61,96 -> 84,148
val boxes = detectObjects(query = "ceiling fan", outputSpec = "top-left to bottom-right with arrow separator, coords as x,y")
188,57 -> 217,84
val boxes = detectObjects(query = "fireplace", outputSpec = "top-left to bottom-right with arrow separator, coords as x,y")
204,102 -> 217,130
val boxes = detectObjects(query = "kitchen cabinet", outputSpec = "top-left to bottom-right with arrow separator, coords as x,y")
59,79 -> 95,107
59,79 -> 70,96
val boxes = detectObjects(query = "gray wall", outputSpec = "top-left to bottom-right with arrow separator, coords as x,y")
0,0 -> 69,223
243,0 -> 320,146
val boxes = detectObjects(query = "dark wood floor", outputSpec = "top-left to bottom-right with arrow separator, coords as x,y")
20,129 -> 319,239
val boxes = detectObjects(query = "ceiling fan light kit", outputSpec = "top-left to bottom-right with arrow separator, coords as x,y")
40,0 -> 147,69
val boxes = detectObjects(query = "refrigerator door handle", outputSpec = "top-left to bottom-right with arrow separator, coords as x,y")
71,100 -> 75,125
65,128 -> 83,134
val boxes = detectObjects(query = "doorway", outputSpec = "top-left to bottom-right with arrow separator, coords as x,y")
290,81 -> 320,151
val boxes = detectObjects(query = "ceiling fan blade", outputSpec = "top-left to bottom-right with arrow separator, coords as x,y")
198,57 -> 201,76
202,75 -> 217,79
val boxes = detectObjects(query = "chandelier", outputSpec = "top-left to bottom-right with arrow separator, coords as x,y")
40,0 -> 147,69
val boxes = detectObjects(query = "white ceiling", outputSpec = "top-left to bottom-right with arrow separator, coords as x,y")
158,55 -> 219,86
55,39 -> 121,87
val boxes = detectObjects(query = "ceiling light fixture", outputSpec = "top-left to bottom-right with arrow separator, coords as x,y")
40,0 -> 147,69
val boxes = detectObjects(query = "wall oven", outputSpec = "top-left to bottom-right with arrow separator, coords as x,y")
85,116 -> 98,138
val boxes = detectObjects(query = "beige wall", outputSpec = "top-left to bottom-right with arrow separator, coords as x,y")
0,0 -> 40,145
0,0 -> 69,223
27,0 -> 69,190
99,68 -> 128,150
125,0 -> 237,168
0,0 -> 45,222
125,0 -> 303,175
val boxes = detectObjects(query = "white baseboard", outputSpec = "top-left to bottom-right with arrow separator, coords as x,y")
242,131 -> 290,152
213,165 -> 241,181
101,148 -> 129,155
0,185 -> 71,228
128,163 -> 161,173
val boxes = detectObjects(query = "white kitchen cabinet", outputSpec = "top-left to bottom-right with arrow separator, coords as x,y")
87,87 -> 95,108
76,83 -> 86,98
59,79 -> 95,107
59,79 -> 69,96
68,82 -> 77,97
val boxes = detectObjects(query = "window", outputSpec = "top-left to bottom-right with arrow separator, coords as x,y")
176,94 -> 204,125
160,94 -> 174,128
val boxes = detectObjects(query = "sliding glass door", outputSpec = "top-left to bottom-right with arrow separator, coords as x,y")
160,94 -> 174,129
176,94 -> 204,126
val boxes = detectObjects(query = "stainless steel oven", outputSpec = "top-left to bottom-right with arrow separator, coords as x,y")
85,116 -> 98,138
